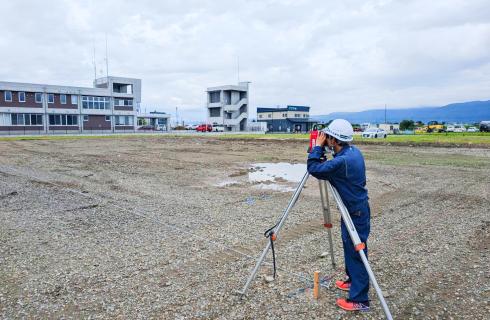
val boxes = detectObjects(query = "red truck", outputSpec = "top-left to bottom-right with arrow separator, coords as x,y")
196,124 -> 213,132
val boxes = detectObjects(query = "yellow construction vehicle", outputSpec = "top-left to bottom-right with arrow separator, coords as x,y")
426,121 -> 445,133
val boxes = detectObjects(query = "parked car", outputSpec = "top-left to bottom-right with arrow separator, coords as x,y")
196,124 -> 212,132
138,125 -> 155,131
453,125 -> 466,133
446,125 -> 455,132
480,121 -> 490,132
213,125 -> 225,132
189,124 -> 198,130
362,128 -> 387,138
467,126 -> 479,132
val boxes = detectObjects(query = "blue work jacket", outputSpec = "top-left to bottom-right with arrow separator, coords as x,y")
307,145 -> 369,213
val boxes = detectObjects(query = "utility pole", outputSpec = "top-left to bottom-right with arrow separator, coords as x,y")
175,107 -> 179,127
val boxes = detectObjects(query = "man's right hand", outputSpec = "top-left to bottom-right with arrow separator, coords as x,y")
316,131 -> 327,147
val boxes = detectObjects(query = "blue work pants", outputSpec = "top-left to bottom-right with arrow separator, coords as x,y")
340,203 -> 371,302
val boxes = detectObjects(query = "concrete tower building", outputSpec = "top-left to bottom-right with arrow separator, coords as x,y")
206,82 -> 249,131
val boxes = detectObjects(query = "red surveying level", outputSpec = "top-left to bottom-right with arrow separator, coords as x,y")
308,123 -> 327,153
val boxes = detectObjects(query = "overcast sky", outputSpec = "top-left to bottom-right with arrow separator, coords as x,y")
1,0 -> 489,122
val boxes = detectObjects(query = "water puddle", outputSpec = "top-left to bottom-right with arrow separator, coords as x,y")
249,162 -> 306,192
214,180 -> 240,187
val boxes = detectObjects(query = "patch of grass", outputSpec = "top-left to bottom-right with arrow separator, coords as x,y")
356,132 -> 490,145
1,132 -> 489,147
220,132 -> 490,146
217,133 -> 309,140
364,150 -> 490,169
0,133 -> 193,142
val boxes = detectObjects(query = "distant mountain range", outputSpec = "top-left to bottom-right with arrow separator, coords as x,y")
313,100 -> 490,124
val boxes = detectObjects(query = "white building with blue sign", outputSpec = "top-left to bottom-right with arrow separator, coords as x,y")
257,105 -> 317,132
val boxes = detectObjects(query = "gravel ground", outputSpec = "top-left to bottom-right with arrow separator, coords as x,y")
0,136 -> 489,319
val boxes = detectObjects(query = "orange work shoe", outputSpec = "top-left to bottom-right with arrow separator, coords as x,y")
335,280 -> 351,291
336,298 -> 370,312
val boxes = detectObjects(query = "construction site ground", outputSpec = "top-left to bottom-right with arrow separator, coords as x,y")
0,136 -> 489,319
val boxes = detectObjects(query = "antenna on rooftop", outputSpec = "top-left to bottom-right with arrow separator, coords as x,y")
237,56 -> 240,83
105,33 -> 109,78
93,39 -> 97,81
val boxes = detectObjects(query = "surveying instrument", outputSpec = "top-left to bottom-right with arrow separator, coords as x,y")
237,170 -> 393,320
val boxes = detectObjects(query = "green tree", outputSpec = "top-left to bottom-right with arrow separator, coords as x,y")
400,119 -> 415,131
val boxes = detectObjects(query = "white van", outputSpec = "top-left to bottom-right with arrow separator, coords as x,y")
213,125 -> 225,132
453,124 -> 466,132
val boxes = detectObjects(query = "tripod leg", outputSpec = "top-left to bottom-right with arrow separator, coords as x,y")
326,182 -> 393,320
237,172 -> 310,296
319,180 -> 336,269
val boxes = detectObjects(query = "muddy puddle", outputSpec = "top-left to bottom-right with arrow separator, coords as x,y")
215,162 -> 307,192
248,162 -> 306,192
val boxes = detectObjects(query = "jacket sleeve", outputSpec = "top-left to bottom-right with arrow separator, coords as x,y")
307,146 -> 343,180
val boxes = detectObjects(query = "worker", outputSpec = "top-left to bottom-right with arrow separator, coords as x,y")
307,119 -> 371,312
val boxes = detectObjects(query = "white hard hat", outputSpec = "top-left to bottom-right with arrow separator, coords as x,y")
323,119 -> 354,142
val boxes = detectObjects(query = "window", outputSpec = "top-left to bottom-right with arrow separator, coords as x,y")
283,113 -> 287,117
4,91 -> 12,102
258,114 -> 263,118
295,114 -> 300,118
83,115 -> 88,122
115,115 -> 133,125
49,114 -> 78,126
35,93 -> 43,103
0,113 -> 11,125
67,115 -> 78,125
71,95 -> 78,105
11,114 -> 22,125
105,115 -> 111,122
209,91 -> 220,103
10,113 -> 42,125
114,99 -> 133,107
82,96 -> 110,109
48,94 -> 54,104
50,114 -> 59,125
209,107 -> 220,117
268,114 -> 271,118
18,92 -> 26,102
60,94 -> 67,104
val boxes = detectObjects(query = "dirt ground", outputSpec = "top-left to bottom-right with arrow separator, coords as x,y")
0,136 -> 489,319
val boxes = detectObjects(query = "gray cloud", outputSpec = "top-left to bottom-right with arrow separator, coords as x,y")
1,0 -> 489,122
